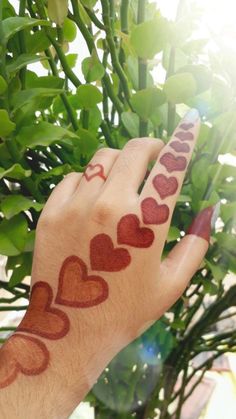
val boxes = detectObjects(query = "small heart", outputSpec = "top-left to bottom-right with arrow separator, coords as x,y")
160,153 -> 187,173
179,123 -> 194,130
0,334 -> 49,389
141,198 -> 169,225
117,214 -> 154,248
18,282 -> 70,340
170,141 -> 190,153
84,164 -> 106,181
153,174 -> 178,199
90,234 -> 131,272
175,131 -> 194,141
56,255 -> 109,306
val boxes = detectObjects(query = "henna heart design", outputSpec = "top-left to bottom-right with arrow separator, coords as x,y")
0,334 -> 49,389
179,123 -> 194,130
18,282 -> 70,340
90,234 -> 131,272
170,141 -> 190,153
56,255 -> 109,306
152,174 -> 178,199
175,131 -> 194,141
117,214 -> 154,248
160,153 -> 187,173
84,164 -> 106,181
141,198 -> 169,225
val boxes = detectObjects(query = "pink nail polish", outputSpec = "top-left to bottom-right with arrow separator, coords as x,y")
187,205 -> 218,242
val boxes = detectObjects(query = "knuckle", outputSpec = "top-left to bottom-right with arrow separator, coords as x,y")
90,200 -> 115,226
94,147 -> 119,159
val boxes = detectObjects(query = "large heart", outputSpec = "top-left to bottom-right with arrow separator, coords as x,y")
179,122 -> 194,130
152,174 -> 178,199
90,234 -> 131,272
175,131 -> 194,141
18,282 -> 70,340
0,334 -> 49,389
141,198 -> 169,225
56,255 -> 109,306
117,214 -> 154,248
170,141 -> 190,153
84,163 -> 106,181
160,153 -> 187,173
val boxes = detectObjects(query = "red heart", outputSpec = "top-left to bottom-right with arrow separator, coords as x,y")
170,141 -> 190,153
160,153 -> 187,173
117,214 -> 154,248
56,255 -> 109,306
18,282 -> 70,340
90,234 -> 131,272
84,164 -> 106,181
141,198 -> 169,225
0,334 -> 49,389
153,174 -> 178,199
175,131 -> 194,141
179,123 -> 194,130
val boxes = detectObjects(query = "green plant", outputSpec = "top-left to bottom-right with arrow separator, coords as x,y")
0,0 -> 236,418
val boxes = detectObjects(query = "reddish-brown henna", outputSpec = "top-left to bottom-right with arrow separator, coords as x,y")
56,255 -> 109,306
141,198 -> 169,225
152,174 -> 178,199
179,123 -> 194,130
160,153 -> 187,173
17,282 -> 70,340
170,141 -> 190,153
117,214 -> 154,248
0,334 -> 49,389
175,131 -> 194,141
84,163 -> 106,181
90,234 -> 131,272
187,206 -> 214,242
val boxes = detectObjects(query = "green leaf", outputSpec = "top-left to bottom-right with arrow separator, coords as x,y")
75,128 -> 98,156
0,109 -> 15,136
81,0 -> 97,9
163,73 -> 197,104
121,112 -> 139,138
6,53 -> 47,74
216,233 -> 236,256
76,85 -> 103,109
12,88 -> 63,112
2,17 -> 50,41
25,30 -> 51,54
0,214 -> 28,256
36,164 -> 72,184
63,18 -> 77,42
130,87 -> 166,121
130,16 -> 169,59
167,226 -> 180,243
8,252 -> 33,287
221,202 -> 236,223
0,76 -> 7,95
16,122 -> 79,149
48,0 -> 68,26
202,279 -> 218,296
25,74 -> 64,89
82,54 -> 105,82
66,54 -> 78,69
0,163 -> 31,180
206,260 -> 227,282
177,65 -> 212,94
1,195 -> 43,219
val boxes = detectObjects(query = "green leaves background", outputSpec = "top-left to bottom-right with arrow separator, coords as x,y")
0,0 -> 236,417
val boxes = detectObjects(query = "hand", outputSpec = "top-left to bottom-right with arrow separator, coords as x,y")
0,109 -> 213,418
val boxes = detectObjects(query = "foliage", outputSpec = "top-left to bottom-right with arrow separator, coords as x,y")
0,0 -> 236,418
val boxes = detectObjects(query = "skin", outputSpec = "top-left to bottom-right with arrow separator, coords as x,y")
0,110 -> 212,419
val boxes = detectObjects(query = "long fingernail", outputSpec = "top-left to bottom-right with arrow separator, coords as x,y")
183,108 -> 199,123
187,204 -> 219,242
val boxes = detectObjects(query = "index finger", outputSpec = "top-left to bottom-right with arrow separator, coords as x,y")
138,108 -> 200,244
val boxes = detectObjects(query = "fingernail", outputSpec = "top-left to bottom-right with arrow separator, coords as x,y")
187,204 -> 218,242
183,108 -> 199,123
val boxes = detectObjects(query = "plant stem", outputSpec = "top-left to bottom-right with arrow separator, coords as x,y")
137,0 -> 148,137
101,0 -> 131,105
18,0 -> 27,89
